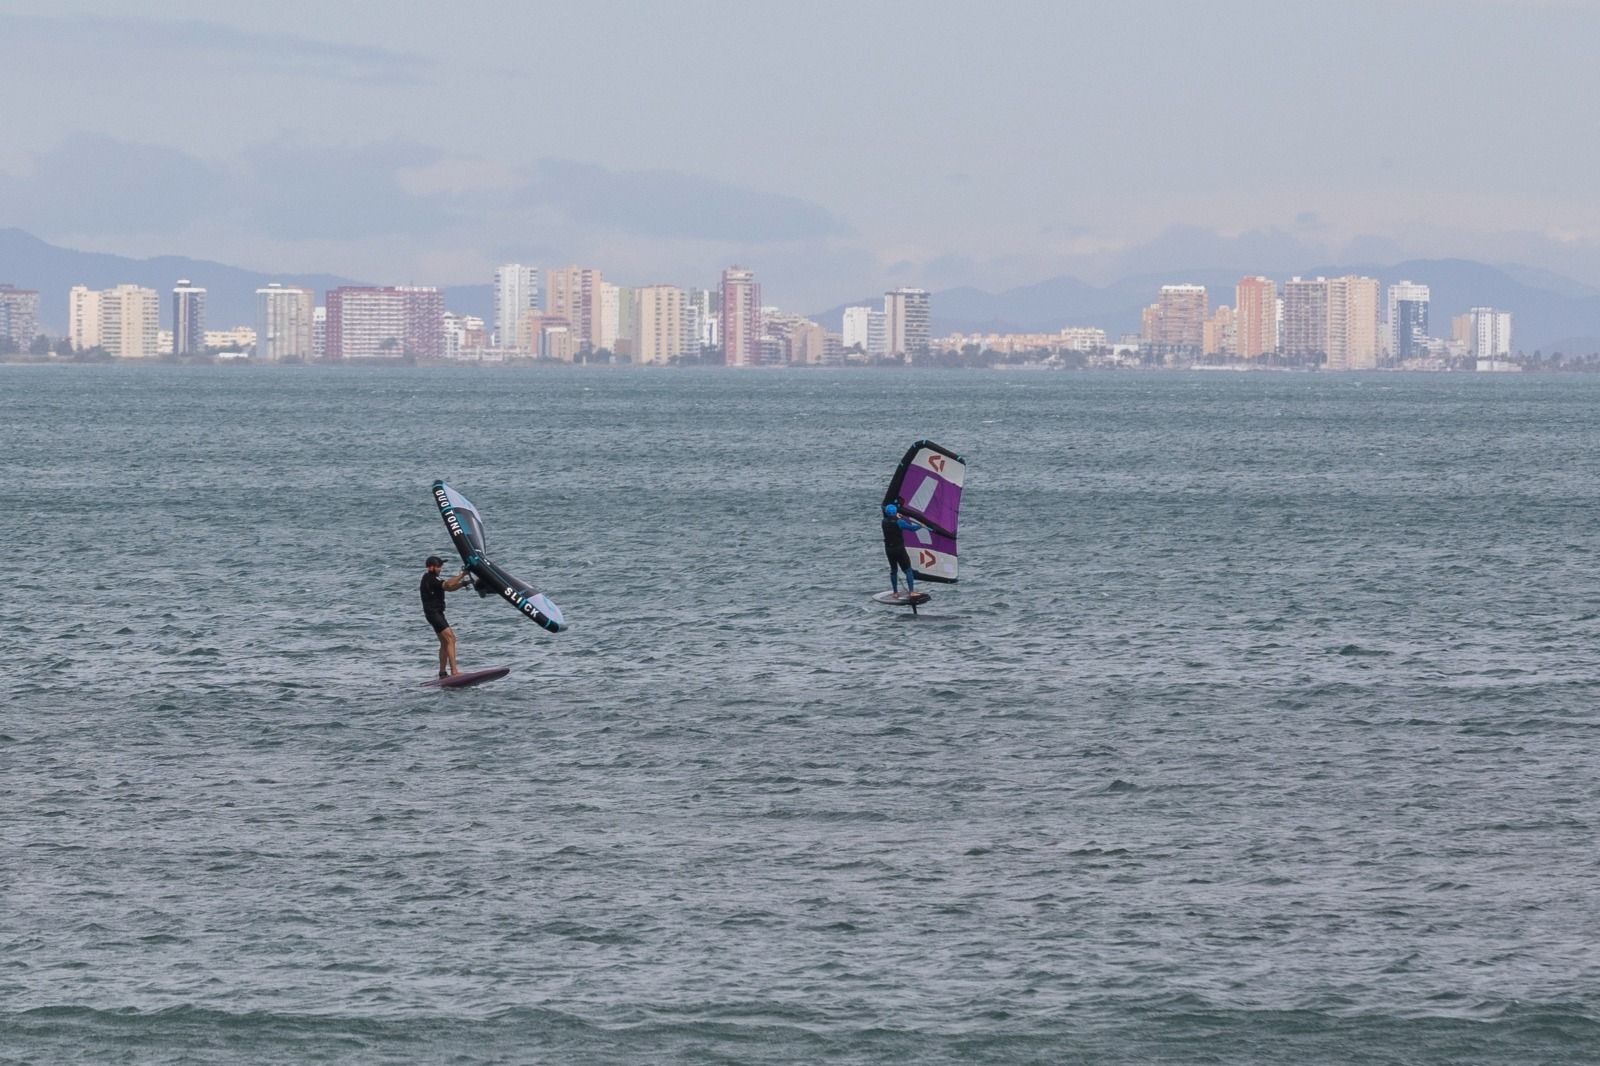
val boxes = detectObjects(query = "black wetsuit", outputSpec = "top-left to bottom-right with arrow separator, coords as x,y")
882,515 -> 912,571
420,572 -> 450,633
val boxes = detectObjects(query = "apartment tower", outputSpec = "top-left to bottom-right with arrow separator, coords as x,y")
1326,275 -> 1379,370
255,283 -> 316,362
1469,307 -> 1513,358
493,264 -> 540,350
1148,284 -> 1206,358
721,267 -> 761,366
884,288 -> 930,359
172,279 -> 207,356
324,286 -> 444,359
1280,277 -> 1329,360
66,283 -> 162,356
1387,281 -> 1430,363
634,285 -> 685,365
0,284 -> 39,351
544,266 -> 603,352
1234,276 -> 1277,360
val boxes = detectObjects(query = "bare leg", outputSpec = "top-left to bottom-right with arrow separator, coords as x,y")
443,628 -> 459,675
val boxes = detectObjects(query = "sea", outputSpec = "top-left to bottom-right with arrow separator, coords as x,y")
3,365 -> 1599,1065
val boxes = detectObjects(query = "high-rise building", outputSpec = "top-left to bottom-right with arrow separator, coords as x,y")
1203,305 -> 1236,357
1387,281 -> 1430,363
841,306 -> 888,356
1469,307 -> 1513,358
172,279 -> 207,355
68,285 -> 102,351
443,311 -> 467,360
1235,276 -> 1277,360
842,306 -> 871,351
1326,275 -> 1379,370
493,264 -> 539,350
0,284 -> 39,351
884,288 -> 930,359
1152,284 -> 1206,357
598,282 -> 621,352
1280,277 -> 1329,360
97,284 -> 161,358
312,307 -> 326,359
1140,303 -> 1160,344
683,288 -> 716,359
635,284 -> 685,364
255,283 -> 316,362
613,285 -> 639,358
545,266 -> 603,352
783,320 -> 829,365
721,267 -> 761,366
324,286 -> 444,359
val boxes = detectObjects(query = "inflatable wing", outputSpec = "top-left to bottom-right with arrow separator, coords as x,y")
883,440 -> 965,584
432,480 -> 565,633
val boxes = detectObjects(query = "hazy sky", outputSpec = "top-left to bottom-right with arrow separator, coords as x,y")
2,0 -> 1598,307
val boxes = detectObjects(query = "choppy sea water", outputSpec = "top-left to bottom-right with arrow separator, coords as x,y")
3,365 -> 1599,1064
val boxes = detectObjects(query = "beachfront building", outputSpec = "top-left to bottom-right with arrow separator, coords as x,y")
68,285 -> 102,352
324,286 -> 444,359
545,266 -> 603,352
1280,277 -> 1329,361
493,264 -> 539,350
721,267 -> 761,366
1235,276 -> 1277,360
1326,275 -> 1379,370
634,284 -> 685,364
204,327 -> 256,350
1203,305 -> 1236,358
172,279 -> 207,355
683,288 -> 715,359
884,288 -> 930,359
842,306 -> 889,357
1469,307 -> 1513,358
1387,281 -> 1430,363
1150,284 -> 1206,359
255,283 -> 316,362
81,284 -> 161,358
0,284 -> 39,351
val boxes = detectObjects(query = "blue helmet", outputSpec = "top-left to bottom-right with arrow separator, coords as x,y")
883,503 -> 898,517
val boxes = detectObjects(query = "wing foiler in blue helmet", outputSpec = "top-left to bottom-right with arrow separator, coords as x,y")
884,503 -> 898,517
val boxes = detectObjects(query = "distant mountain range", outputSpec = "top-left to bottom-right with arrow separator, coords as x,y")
4,227 -> 1599,353
0,228 -> 496,335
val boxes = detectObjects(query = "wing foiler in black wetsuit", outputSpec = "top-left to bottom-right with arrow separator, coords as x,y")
420,571 -> 450,633
882,513 -> 917,594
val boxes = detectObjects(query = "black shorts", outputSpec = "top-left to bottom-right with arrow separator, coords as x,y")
884,542 -> 911,570
425,611 -> 451,634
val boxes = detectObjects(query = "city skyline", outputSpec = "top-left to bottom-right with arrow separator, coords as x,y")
24,261 -> 1521,369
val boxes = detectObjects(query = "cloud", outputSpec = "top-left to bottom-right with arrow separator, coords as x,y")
0,136 -> 854,292
0,134 -> 228,235
234,140 -> 462,240
8,14 -> 431,85
522,160 -> 848,243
